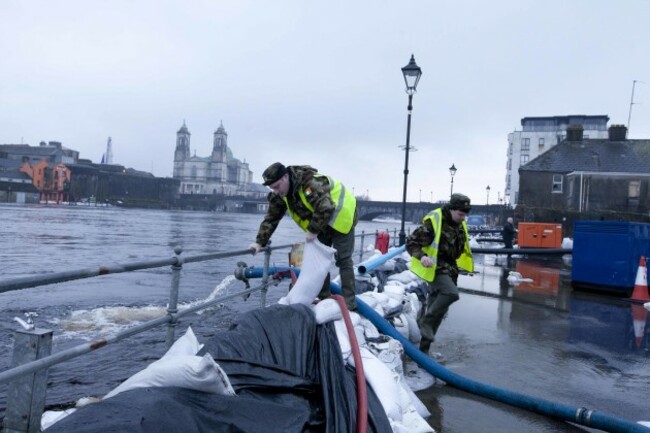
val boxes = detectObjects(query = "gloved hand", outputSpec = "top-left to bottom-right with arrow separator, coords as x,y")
249,242 -> 262,255
420,256 -> 434,268
305,232 -> 318,242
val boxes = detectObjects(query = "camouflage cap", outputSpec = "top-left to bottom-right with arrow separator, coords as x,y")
262,162 -> 288,186
449,193 -> 472,213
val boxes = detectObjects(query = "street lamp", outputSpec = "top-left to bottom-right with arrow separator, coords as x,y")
398,54 -> 422,246
486,185 -> 491,205
449,163 -> 457,198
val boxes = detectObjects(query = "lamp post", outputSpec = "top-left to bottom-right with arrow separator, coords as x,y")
398,54 -> 422,246
449,163 -> 457,198
486,185 -> 491,205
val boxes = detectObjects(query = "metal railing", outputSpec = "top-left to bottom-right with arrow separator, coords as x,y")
0,229 -> 398,433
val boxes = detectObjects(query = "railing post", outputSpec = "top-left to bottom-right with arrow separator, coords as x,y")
4,326 -> 53,433
166,246 -> 183,349
260,241 -> 271,308
358,230 -> 365,263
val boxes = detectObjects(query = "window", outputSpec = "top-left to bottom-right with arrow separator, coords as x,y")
521,138 -> 530,151
520,154 -> 529,164
538,138 -> 545,152
629,180 -> 641,198
191,166 -> 197,179
507,158 -> 511,170
552,175 -> 563,193
538,138 -> 545,146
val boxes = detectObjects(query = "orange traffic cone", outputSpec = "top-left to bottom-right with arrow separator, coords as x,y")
630,256 -> 649,302
631,304 -> 648,348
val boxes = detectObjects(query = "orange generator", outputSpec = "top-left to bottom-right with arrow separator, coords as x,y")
517,223 -> 563,248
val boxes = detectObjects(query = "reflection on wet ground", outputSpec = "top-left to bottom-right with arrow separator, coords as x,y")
415,253 -> 650,432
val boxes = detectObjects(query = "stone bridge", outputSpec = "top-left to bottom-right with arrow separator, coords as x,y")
356,200 -> 511,225
356,200 -> 434,222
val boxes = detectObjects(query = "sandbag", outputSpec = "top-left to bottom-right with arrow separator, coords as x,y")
279,240 -> 336,305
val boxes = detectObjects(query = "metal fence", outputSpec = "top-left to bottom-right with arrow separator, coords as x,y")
0,229 -> 397,433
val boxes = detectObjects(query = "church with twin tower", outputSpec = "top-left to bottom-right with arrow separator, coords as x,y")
172,121 -> 253,195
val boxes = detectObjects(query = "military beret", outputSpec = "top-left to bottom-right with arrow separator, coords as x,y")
262,162 -> 288,186
449,193 -> 472,213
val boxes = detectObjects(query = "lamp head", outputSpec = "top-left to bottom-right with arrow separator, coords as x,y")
401,54 -> 422,95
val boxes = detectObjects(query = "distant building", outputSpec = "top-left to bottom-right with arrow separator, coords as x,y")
518,124 -> 650,217
1,141 -> 179,207
0,141 -> 80,165
505,115 -> 610,205
172,121 -> 254,195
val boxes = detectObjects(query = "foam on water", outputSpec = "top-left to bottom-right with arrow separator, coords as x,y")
53,275 -> 237,338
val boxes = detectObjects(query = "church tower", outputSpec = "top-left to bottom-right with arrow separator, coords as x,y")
173,121 -> 191,179
174,121 -> 191,161
211,121 -> 228,163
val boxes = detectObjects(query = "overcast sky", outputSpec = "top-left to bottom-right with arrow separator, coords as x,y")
1,1 -> 648,203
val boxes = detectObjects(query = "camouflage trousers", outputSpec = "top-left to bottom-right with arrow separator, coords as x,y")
418,273 -> 460,351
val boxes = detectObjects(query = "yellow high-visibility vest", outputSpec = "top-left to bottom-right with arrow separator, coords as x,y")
283,175 -> 356,234
410,208 -> 474,282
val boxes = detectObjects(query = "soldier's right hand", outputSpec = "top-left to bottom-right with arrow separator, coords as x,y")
420,256 -> 434,267
249,243 -> 262,255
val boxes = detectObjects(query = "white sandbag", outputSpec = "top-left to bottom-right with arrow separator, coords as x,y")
404,310 -> 421,343
387,270 -> 419,284
334,320 -> 352,362
165,326 -> 203,357
392,314 -> 410,340
313,298 -> 343,324
41,408 -> 77,431
278,240 -> 336,306
348,347 -> 402,422
357,292 -> 379,308
383,283 -> 406,297
360,317 -> 381,340
103,352 -> 235,400
399,380 -> 431,419
369,291 -> 391,305
399,408 -> 435,433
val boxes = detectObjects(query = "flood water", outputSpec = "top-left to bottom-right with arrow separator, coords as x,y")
1,204 -> 649,432
419,253 -> 650,432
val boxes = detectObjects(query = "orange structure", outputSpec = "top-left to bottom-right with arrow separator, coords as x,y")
20,161 -> 71,203
517,223 -> 563,248
630,256 -> 649,302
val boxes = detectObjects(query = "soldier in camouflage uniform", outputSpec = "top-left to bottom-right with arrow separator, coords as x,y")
249,162 -> 358,310
406,193 -> 474,354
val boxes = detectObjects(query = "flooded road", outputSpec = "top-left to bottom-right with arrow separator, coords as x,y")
415,253 -> 650,432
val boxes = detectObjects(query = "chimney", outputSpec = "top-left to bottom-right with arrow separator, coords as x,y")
566,124 -> 584,141
608,124 -> 627,141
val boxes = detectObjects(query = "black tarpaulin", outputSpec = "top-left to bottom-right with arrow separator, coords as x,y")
46,304 -> 393,433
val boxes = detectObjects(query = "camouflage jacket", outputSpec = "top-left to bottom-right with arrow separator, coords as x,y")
406,206 -> 467,278
255,165 -> 337,247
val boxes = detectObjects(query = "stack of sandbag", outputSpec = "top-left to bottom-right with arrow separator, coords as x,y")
313,299 -> 434,433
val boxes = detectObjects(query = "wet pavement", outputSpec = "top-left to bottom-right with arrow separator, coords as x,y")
412,253 -> 650,433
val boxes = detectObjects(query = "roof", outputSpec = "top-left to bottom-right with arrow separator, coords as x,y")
0,144 -> 58,157
520,139 -> 650,173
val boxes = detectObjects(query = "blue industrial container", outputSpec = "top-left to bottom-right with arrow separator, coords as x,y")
571,221 -> 650,294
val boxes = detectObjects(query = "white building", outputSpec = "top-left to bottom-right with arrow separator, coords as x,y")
172,121 -> 254,195
505,115 -> 609,205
